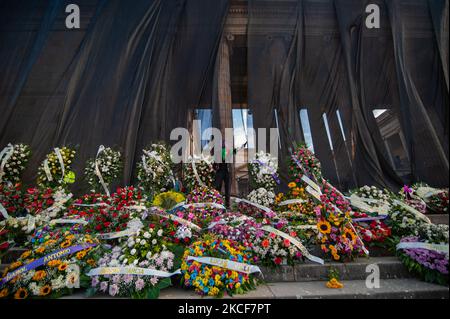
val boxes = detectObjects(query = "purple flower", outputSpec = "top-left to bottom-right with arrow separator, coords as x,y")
135,278 -> 145,291
100,281 -> 108,292
109,284 -> 119,297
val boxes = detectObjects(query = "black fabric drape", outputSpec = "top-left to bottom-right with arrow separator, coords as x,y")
0,0 -> 229,192
248,0 -> 449,191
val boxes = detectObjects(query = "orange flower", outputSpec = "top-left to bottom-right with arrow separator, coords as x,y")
76,251 -> 86,260
0,288 -> 8,298
20,251 -> 32,259
47,260 -> 62,268
87,259 -> 96,267
32,270 -> 47,281
261,239 -> 270,248
9,261 -> 22,270
35,247 -> 45,254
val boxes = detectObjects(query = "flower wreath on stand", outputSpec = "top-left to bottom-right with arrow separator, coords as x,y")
87,224 -> 176,299
137,142 -> 174,200
181,237 -> 260,297
288,144 -> 322,183
37,147 -> 76,190
248,151 -> 279,191
0,233 -> 101,299
0,143 -> 32,185
85,146 -> 122,196
183,154 -> 215,191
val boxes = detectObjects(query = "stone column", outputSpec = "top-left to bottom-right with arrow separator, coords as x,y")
213,34 -> 238,195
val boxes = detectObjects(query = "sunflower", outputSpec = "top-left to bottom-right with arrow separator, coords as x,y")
35,247 -> 45,254
60,240 -> 72,248
58,263 -> 68,271
0,288 -> 8,298
32,270 -> 47,281
39,285 -> 52,296
87,259 -> 96,267
14,288 -> 28,299
47,260 -> 62,268
9,261 -> 22,270
343,228 -> 357,244
288,182 -> 297,189
76,251 -> 86,260
317,220 -> 331,235
20,250 -> 32,259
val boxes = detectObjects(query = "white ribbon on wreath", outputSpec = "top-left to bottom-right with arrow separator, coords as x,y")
95,145 -> 111,197
0,144 -> 14,183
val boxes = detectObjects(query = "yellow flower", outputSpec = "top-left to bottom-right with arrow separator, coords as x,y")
48,260 -> 62,268
9,261 -> 22,270
0,288 -> 8,298
87,259 -> 96,267
39,285 -> 52,296
58,263 -> 68,271
20,251 -> 32,259
32,270 -> 47,281
14,288 -> 28,299
235,283 -> 241,289
326,278 -> 344,289
60,240 -> 72,248
317,220 -> 331,235
76,251 -> 87,260
288,182 -> 297,189
35,247 -> 45,254
343,228 -> 357,245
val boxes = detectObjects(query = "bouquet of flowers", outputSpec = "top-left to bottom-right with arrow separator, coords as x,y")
29,223 -> 85,248
0,214 -> 47,246
352,212 -> 392,246
413,185 -> 449,214
0,143 -> 31,184
149,210 -> 197,246
83,207 -> 131,235
248,151 -> 279,191
247,188 -> 276,208
152,191 -> 185,210
88,244 -> 174,299
183,187 -> 225,228
25,187 -> 72,219
37,147 -> 76,189
85,146 -> 122,194
181,238 -> 259,297
387,202 -> 430,238
249,225 -> 307,267
397,236 -> 448,285
289,144 -> 322,183
137,143 -> 174,197
0,183 -> 26,218
274,182 -> 315,224
0,233 -> 100,299
352,185 -> 391,202
183,155 -> 214,191
315,199 -> 366,262
65,193 -> 111,221
416,223 -> 449,244
426,191 -> 449,214
208,213 -> 262,247
399,185 -> 427,215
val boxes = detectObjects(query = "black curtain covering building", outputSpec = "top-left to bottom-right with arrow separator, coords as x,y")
248,0 -> 448,190
0,0 -> 448,193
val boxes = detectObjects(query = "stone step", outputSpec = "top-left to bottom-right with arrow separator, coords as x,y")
260,257 -> 411,282
428,214 -> 449,225
60,278 -> 448,299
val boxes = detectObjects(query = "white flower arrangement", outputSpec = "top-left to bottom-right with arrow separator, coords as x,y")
0,143 -> 31,184
248,151 -> 279,191
247,188 -> 276,208
353,185 -> 391,202
85,147 -> 122,194
137,143 -> 173,197
183,154 -> 215,191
